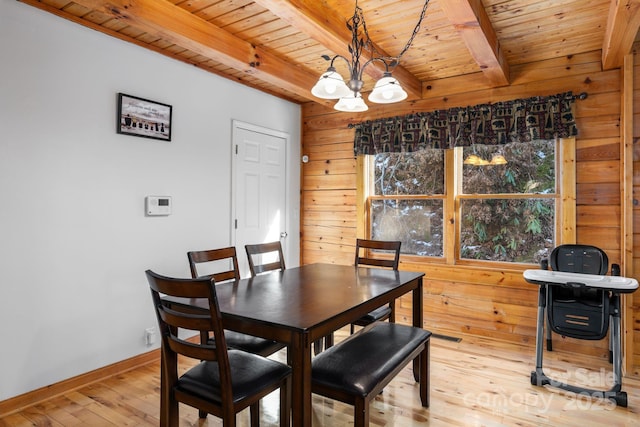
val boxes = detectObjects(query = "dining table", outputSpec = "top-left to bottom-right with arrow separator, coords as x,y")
162,262 -> 424,427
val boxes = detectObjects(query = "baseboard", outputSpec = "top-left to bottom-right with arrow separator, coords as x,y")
0,347 -> 160,417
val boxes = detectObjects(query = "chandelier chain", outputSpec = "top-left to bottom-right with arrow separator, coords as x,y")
363,0 -> 430,66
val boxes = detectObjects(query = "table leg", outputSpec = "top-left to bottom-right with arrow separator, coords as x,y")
290,333 -> 312,427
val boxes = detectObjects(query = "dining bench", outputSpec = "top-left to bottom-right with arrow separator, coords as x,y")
311,322 -> 431,426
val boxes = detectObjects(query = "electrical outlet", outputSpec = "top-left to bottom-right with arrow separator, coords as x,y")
145,327 -> 156,345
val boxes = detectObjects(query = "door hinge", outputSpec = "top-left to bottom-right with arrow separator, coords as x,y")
235,144 -> 238,155
234,219 -> 238,229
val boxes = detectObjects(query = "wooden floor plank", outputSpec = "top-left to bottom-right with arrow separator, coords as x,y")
1,327 -> 639,426
0,413 -> 36,427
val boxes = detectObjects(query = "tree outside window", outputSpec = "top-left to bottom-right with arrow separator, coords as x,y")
460,140 -> 556,263
367,139 -> 560,264
370,150 -> 444,257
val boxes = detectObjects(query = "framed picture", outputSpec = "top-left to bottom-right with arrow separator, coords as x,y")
117,93 -> 172,141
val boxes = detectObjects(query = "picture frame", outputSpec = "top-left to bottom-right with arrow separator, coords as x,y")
117,93 -> 172,141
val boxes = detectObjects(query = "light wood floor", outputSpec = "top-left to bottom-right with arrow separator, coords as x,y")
2,327 -> 640,426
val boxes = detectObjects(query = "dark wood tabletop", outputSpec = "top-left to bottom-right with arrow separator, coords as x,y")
162,262 -> 424,427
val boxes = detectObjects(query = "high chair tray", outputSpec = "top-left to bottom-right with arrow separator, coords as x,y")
524,269 -> 638,292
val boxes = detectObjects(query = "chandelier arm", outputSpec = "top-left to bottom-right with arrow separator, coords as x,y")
329,54 -> 351,71
330,54 -> 359,83
357,57 -> 390,81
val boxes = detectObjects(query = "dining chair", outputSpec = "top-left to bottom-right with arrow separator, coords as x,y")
316,238 -> 402,354
351,238 -> 402,334
146,270 -> 291,427
244,241 -> 326,355
188,246 -> 240,284
245,241 -> 286,277
187,247 -> 286,357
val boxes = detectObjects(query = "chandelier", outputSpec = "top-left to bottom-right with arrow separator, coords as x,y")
311,0 -> 430,112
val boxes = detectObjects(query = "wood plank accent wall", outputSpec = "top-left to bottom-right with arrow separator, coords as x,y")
631,43 -> 640,376
301,49 -> 640,376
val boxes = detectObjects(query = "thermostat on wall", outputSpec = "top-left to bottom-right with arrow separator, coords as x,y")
146,196 -> 172,216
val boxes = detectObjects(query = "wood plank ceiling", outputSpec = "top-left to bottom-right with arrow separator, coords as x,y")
20,0 -> 640,106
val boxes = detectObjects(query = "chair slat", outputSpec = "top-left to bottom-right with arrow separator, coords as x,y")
245,241 -> 285,277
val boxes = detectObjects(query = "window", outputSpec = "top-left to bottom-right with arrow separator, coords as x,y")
369,149 -> 445,257
364,139 -> 574,265
459,141 -> 556,263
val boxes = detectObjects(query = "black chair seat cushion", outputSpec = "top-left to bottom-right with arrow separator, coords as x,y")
220,330 -> 285,357
177,349 -> 291,405
353,305 -> 392,325
312,323 -> 431,397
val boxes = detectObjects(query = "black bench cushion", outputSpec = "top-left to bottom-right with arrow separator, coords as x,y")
312,323 -> 431,398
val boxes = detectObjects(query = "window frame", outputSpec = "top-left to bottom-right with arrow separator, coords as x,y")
358,138 -> 576,268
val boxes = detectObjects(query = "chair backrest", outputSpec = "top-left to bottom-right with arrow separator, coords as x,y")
145,270 -> 233,400
355,239 -> 401,270
245,241 -> 285,277
544,244 -> 612,340
547,244 -> 608,275
187,246 -> 240,282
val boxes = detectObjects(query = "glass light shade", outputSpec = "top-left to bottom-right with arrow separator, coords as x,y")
463,154 -> 482,165
490,154 -> 507,165
311,68 -> 351,99
368,75 -> 408,104
334,93 -> 368,112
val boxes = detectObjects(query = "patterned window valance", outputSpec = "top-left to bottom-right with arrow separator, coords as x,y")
353,91 -> 580,155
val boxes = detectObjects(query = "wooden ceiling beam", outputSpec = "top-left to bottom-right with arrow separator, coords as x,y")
68,0 -> 319,101
601,0 -> 640,70
253,0 -> 423,100
440,0 -> 509,87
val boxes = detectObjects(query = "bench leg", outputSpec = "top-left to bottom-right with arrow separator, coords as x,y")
354,398 -> 369,427
419,341 -> 430,407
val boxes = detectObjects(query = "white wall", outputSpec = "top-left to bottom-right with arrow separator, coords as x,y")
0,0 -> 301,401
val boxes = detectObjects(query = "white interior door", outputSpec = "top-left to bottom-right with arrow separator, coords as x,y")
232,121 -> 288,277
